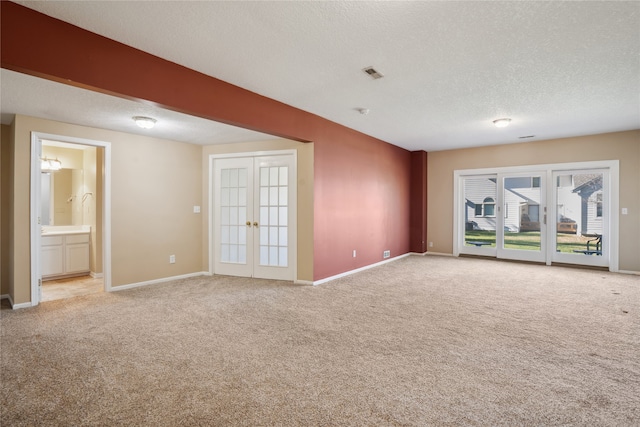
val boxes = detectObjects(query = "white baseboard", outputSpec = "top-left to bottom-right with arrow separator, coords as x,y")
312,253 -> 411,286
409,251 -> 455,257
617,269 -> 640,276
109,271 -> 208,292
423,251 -> 455,257
294,279 -> 314,285
90,271 -> 104,279
409,251 -> 428,256
4,294 -> 32,310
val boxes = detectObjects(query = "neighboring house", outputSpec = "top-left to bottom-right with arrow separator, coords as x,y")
571,174 -> 604,235
464,176 -> 542,232
466,174 -> 603,235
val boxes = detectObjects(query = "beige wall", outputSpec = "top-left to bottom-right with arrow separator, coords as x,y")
1,124 -> 12,296
9,115 -> 203,304
202,140 -> 314,282
427,130 -> 640,272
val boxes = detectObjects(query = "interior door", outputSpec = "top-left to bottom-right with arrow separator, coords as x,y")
497,173 -> 546,262
214,157 -> 254,277
213,154 -> 295,281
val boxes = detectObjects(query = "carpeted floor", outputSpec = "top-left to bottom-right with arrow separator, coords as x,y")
1,255 -> 638,426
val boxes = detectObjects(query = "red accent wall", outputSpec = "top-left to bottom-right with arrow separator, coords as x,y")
314,127 -> 411,280
1,2 -> 416,281
410,151 -> 428,253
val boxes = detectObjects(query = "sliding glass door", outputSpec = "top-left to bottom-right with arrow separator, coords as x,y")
461,173 -> 546,262
457,162 -> 614,269
497,173 -> 546,262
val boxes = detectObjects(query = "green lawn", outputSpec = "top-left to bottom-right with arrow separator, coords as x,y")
465,230 -> 594,252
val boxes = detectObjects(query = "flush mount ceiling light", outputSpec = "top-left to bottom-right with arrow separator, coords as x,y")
41,157 -> 62,172
356,108 -> 370,115
133,116 -> 157,129
493,118 -> 512,128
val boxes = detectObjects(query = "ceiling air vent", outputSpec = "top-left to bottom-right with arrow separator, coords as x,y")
363,66 -> 384,79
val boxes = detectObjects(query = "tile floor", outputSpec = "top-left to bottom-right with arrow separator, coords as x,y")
41,275 -> 104,302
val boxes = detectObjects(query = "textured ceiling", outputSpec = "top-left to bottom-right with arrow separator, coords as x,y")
0,69 -> 277,145
2,1 -> 639,151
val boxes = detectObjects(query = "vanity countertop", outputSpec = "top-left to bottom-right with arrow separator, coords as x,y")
41,226 -> 91,236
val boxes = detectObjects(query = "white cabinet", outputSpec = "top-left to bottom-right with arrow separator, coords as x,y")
42,236 -> 64,277
42,233 -> 90,279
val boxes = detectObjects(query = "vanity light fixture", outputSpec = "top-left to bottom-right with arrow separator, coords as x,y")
493,118 -> 511,128
41,157 -> 62,172
133,116 -> 157,129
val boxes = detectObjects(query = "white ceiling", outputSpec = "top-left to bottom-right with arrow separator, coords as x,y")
2,1 -> 639,151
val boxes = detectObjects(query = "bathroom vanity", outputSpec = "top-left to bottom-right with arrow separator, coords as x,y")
41,226 -> 90,280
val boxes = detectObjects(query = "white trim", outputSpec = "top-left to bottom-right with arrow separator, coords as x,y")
0,294 -> 9,300
294,280 -> 314,286
90,272 -> 104,279
423,251 -> 455,257
617,270 -> 640,276
30,132 -> 112,306
312,253 -> 410,286
7,294 -> 32,310
110,271 -> 208,292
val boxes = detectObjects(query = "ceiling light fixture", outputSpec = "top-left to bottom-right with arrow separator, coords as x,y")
41,157 -> 62,172
493,118 -> 511,128
133,116 -> 157,129
356,108 -> 370,115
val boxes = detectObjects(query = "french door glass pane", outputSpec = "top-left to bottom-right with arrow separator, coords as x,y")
220,167 -> 247,263
463,176 -> 497,247
556,172 -> 604,255
503,176 -> 542,251
258,166 -> 288,267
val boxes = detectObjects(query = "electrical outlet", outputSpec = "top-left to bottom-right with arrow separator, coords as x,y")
383,250 -> 390,259
193,205 -> 201,213
169,254 -> 176,264
352,250 -> 356,258
429,242 -> 434,247
621,208 -> 628,215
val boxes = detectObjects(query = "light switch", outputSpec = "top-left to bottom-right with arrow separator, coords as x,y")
193,205 -> 201,213
621,208 -> 628,215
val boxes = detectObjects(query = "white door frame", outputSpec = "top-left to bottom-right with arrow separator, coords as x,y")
208,149 -> 297,281
30,132 -> 112,306
453,160 -> 619,271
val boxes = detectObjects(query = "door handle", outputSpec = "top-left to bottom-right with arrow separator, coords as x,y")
246,221 -> 251,227
253,222 -> 259,227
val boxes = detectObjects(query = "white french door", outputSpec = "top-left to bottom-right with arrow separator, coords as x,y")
456,161 -> 616,269
213,153 -> 296,281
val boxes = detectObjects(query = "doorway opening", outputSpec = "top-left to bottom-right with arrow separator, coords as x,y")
30,132 -> 112,306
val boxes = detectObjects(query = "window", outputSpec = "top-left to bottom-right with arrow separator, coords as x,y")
483,197 -> 495,217
532,177 -> 541,188
474,204 -> 482,216
596,193 -> 603,217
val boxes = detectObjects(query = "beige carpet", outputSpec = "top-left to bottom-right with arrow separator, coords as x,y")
1,256 -> 638,426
